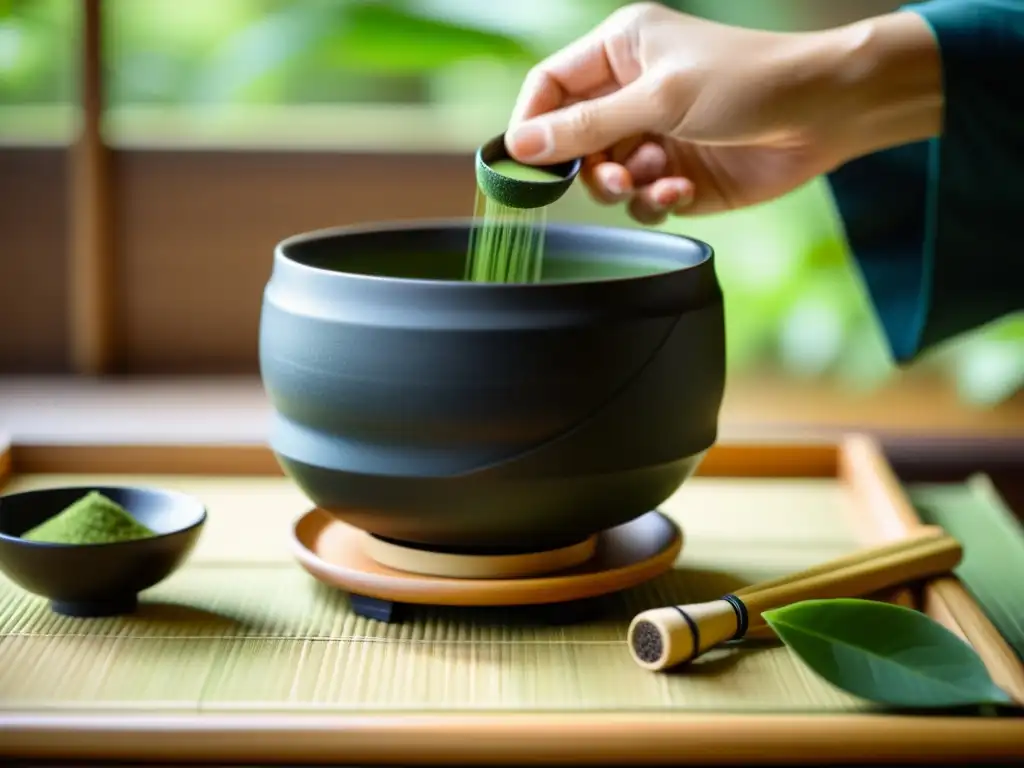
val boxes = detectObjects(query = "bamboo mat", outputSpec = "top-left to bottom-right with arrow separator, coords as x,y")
0,474 -> 870,713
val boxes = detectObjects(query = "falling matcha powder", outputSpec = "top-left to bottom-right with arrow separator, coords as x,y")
465,159 -> 561,284
22,491 -> 156,545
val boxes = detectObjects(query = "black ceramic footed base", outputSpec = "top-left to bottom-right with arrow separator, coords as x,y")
50,594 -> 139,618
348,593 -> 606,625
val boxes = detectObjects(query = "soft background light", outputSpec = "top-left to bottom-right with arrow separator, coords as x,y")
1,0 -> 1020,405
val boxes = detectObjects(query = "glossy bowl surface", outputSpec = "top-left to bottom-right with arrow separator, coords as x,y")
0,485 -> 206,617
260,220 -> 726,552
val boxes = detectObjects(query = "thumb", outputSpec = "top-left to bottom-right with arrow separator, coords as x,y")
506,77 -> 669,164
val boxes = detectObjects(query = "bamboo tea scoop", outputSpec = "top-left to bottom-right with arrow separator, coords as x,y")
627,526 -> 962,671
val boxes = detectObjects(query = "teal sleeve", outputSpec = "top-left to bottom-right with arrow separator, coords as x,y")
826,0 -> 1024,363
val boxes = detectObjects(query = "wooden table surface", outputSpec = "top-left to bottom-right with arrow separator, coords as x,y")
1,373 -> 1022,446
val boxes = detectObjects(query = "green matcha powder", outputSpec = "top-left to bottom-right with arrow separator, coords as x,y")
22,491 -> 157,545
465,159 -> 561,284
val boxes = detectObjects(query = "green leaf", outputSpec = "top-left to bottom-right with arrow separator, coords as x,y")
194,1 -> 534,103
317,2 -> 536,74
190,2 -> 339,104
762,598 -> 1013,708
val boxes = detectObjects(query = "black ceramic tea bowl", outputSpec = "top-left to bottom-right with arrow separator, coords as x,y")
0,486 -> 206,617
259,220 -> 725,553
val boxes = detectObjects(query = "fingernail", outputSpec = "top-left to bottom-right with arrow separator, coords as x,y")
674,185 -> 694,210
674,192 -> 694,211
654,187 -> 679,208
650,197 -> 671,212
655,180 -> 691,209
597,166 -> 625,196
507,123 -> 552,162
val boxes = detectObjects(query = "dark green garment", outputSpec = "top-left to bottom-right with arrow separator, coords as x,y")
827,0 -> 1024,363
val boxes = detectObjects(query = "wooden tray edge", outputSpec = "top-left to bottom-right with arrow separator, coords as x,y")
0,710 -> 1021,765
4,439 -> 841,478
5,441 -> 281,477
839,434 -> 1024,704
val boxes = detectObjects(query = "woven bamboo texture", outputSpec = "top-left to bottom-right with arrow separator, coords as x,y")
1,473 -> 868,713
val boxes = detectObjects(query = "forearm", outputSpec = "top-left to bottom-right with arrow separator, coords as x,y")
818,0 -> 1024,363
815,11 -> 945,166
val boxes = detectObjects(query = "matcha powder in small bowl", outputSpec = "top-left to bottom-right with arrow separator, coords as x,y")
22,491 -> 157,545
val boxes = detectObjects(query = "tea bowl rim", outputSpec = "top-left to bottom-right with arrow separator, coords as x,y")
272,217 -> 715,290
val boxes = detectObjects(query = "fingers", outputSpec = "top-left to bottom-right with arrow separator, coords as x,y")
509,26 -> 617,128
580,137 -> 636,204
584,162 -> 696,224
582,158 -> 633,205
628,178 -> 695,225
507,77 -> 663,165
620,141 -> 669,187
580,138 -> 696,224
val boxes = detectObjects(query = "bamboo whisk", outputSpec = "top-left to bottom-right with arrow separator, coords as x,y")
627,525 -> 962,671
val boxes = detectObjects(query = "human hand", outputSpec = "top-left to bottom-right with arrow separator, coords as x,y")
505,2 -> 941,223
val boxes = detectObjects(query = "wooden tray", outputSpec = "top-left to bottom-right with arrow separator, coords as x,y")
0,435 -> 1021,766
884,438 -> 1024,673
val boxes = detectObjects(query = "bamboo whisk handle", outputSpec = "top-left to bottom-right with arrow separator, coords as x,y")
628,532 -> 963,672
628,595 -> 749,671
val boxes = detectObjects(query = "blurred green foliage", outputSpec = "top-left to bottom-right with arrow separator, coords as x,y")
1,0 -> 1020,404
0,0 -> 75,103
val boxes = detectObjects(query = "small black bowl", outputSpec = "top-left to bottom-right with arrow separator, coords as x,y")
0,486 -> 206,618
